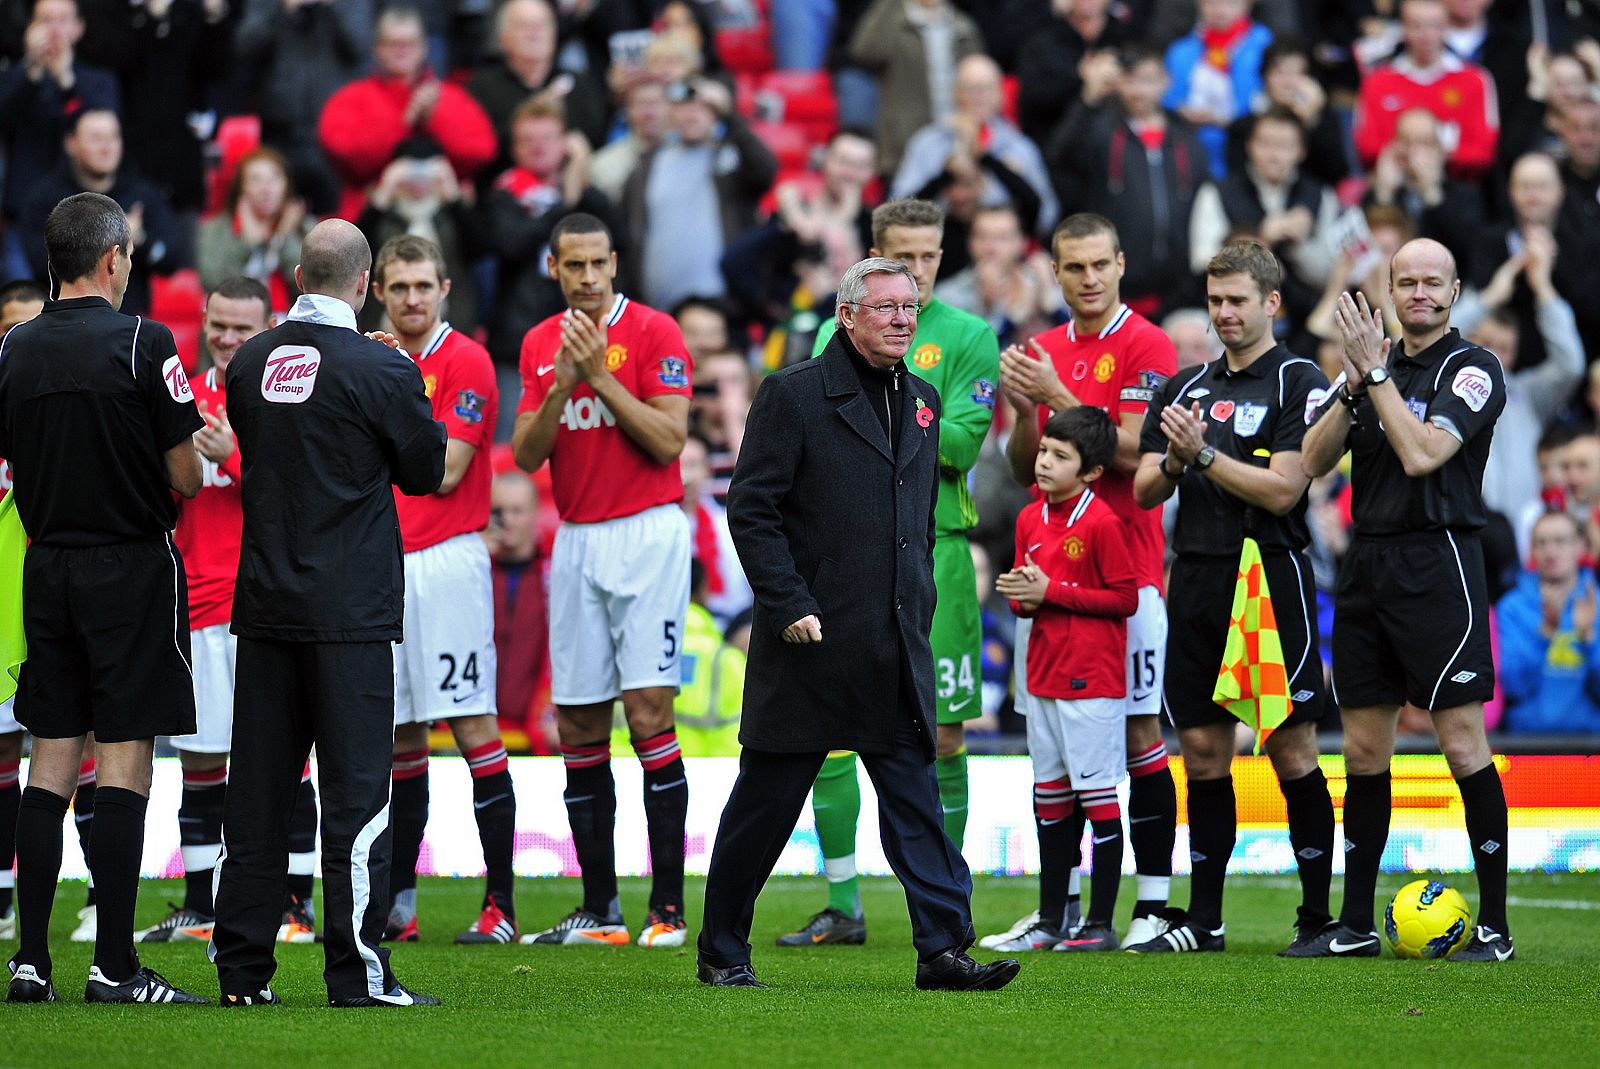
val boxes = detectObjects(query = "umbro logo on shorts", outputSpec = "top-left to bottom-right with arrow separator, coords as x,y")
1450,670 -> 1478,684
1291,689 -> 1314,702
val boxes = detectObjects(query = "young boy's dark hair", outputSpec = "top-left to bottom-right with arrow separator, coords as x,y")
1041,407 -> 1118,478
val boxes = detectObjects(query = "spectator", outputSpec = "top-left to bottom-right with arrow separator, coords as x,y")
1162,0 -> 1273,178
590,78 -> 669,203
355,137 -> 484,334
196,147 -> 311,315
1050,44 -> 1208,317
892,53 -> 1060,236
487,470 -> 553,753
466,0 -> 609,168
235,0 -> 373,217
1441,0 -> 1531,142
1469,152 -> 1600,363
1496,510 -> 1600,735
0,0 -> 118,279
690,348 -> 750,499
1225,36 -> 1349,186
1457,241 -> 1584,557
934,203 -> 1064,349
624,76 -> 777,311
317,6 -> 496,222
1502,46 -> 1600,166
1015,0 -> 1131,146
481,98 -> 624,385
1562,426 -> 1600,562
1190,108 -> 1338,327
1303,203 -> 1414,350
19,108 -> 181,317
1162,306 -> 1214,369
665,558 -> 745,756
1362,107 -> 1485,258
0,277 -> 46,337
1558,99 -> 1600,228
675,295 -> 733,363
1353,0 -> 1499,180
681,432 -> 751,629
87,0 -> 232,217
1516,423 -> 1579,556
847,0 -> 984,175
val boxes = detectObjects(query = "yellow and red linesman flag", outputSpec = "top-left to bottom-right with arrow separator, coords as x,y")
1211,537 -> 1292,755
0,492 -> 24,704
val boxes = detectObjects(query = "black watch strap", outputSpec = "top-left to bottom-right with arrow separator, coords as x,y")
1160,456 -> 1185,479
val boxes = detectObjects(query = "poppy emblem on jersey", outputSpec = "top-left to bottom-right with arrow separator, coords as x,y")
423,373 -> 438,399
971,379 -> 996,409
913,343 -> 942,369
1232,402 -> 1268,437
1064,535 -> 1085,560
454,389 -> 486,424
1451,366 -> 1492,413
1094,353 -> 1116,383
1208,400 -> 1235,422
162,355 -> 193,403
915,397 -> 933,428
605,343 -> 628,372
657,356 -> 688,388
1072,360 -> 1089,381
261,345 -> 321,404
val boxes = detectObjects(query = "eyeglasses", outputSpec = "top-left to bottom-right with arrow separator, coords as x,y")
849,301 -> 920,318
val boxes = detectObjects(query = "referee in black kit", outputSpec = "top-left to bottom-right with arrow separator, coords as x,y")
210,219 -> 446,1007
0,192 -> 207,1005
1130,242 -> 1336,956
1301,237 -> 1513,961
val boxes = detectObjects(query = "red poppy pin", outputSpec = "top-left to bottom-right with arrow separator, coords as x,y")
915,397 -> 933,429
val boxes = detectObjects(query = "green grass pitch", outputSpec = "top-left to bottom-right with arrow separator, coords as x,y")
4,872 -> 1598,1068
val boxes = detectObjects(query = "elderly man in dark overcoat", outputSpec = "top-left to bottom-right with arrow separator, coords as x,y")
695,257 -> 1021,992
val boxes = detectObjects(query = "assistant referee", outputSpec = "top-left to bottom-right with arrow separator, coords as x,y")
0,192 -> 207,1005
210,219 -> 447,1007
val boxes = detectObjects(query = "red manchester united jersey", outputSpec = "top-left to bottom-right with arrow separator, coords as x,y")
1012,489 -> 1138,701
1031,304 -> 1176,588
517,294 -> 692,524
395,323 -> 497,553
175,367 -> 244,631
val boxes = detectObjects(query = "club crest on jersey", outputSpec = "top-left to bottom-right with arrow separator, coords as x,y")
971,379 -> 996,409
1232,402 -> 1268,436
1064,535 -> 1086,560
657,356 -> 688,388
1209,400 -> 1235,422
161,354 -> 194,403
453,389 -> 486,424
261,346 -> 320,403
913,343 -> 942,369
1093,353 -> 1116,383
423,373 -> 438,399
605,343 -> 628,372
1451,366 -> 1492,412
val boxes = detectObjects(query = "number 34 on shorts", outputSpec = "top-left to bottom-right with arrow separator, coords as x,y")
936,654 -> 979,723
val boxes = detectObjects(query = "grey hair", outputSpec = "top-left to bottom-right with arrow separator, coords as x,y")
836,257 -> 916,310
1161,307 -> 1211,336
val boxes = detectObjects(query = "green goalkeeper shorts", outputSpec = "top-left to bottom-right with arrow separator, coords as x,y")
931,533 -> 982,724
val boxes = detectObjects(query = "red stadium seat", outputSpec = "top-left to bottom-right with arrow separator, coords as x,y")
204,114 -> 262,218
755,71 -> 837,125
750,120 -> 814,171
718,27 -> 774,73
150,269 -> 205,371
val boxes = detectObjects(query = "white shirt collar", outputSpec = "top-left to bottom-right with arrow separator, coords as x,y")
286,293 -> 360,332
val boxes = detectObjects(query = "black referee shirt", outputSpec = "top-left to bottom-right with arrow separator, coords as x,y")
1140,343 -> 1328,557
0,296 -> 203,547
1337,329 -> 1505,536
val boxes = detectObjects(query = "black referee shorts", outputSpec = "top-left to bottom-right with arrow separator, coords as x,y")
1332,531 -> 1495,712
16,537 -> 197,743
1163,549 -> 1325,731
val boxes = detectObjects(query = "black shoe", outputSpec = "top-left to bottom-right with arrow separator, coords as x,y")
84,965 -> 209,1004
914,948 -> 1021,992
328,984 -> 441,1007
1278,920 -> 1381,958
1052,921 -> 1119,953
135,902 -> 215,944
696,959 -> 768,988
220,988 -> 282,1006
6,959 -> 58,1003
1450,925 -> 1514,962
1125,909 -> 1225,954
775,908 -> 867,947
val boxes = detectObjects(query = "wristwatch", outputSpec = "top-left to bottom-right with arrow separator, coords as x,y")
1194,445 -> 1216,470
1362,366 -> 1391,389
1160,454 -> 1186,480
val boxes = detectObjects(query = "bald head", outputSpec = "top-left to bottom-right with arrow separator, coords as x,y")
1390,238 -> 1457,285
297,219 -> 373,308
1389,238 -> 1460,338
955,54 -> 1003,122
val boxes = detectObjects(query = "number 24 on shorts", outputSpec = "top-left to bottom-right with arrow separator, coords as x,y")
438,652 -> 482,692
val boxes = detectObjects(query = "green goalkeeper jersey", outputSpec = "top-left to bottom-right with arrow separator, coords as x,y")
813,298 -> 999,536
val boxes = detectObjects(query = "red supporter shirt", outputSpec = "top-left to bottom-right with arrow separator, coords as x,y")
174,368 -> 244,631
1353,53 -> 1499,178
394,323 -> 497,554
517,295 -> 692,525
1031,305 -> 1176,589
1012,490 -> 1138,701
